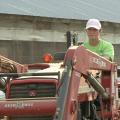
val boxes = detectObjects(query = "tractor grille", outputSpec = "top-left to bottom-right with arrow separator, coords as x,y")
10,116 -> 53,120
10,83 -> 56,98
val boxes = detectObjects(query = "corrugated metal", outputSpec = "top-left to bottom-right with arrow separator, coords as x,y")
0,0 -> 120,23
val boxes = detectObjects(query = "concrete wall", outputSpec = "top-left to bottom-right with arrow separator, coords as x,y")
0,14 -> 120,64
0,40 -> 66,64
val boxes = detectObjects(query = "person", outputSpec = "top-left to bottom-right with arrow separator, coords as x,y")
79,19 -> 115,120
83,18 -> 114,61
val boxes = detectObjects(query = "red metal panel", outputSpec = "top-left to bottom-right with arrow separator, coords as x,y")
0,98 -> 56,116
73,46 -> 116,75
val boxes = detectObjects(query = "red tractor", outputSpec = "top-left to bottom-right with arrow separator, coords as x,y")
0,46 -> 119,120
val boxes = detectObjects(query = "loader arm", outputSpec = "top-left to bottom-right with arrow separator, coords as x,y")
73,46 -> 115,75
55,46 -> 116,120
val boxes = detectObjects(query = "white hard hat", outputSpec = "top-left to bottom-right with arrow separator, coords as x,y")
86,19 -> 101,30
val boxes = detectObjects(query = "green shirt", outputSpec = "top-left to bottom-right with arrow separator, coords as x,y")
83,39 -> 114,60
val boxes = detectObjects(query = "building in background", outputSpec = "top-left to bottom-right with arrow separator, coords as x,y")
0,0 -> 120,64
